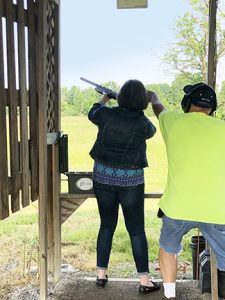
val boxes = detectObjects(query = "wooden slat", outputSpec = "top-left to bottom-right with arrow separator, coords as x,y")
5,89 -> 29,106
38,0 -> 48,298
0,0 -> 9,219
18,0 -> 30,207
28,0 -> 38,201
2,1 -> 28,25
6,0 -> 20,212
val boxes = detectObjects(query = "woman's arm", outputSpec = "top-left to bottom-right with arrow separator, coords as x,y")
98,94 -> 111,105
88,94 -> 111,125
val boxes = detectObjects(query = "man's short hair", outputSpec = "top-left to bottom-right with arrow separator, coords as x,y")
181,82 -> 217,114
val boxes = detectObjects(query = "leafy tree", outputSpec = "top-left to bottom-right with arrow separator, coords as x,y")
61,87 -> 70,115
61,81 -> 120,116
164,0 -> 225,82
169,72 -> 204,110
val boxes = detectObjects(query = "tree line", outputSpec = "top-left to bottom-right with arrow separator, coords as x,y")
61,73 -> 225,120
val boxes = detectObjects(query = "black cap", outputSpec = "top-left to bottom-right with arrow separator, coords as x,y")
183,82 -> 217,109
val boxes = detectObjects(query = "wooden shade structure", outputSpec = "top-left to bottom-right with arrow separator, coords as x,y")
0,0 -> 220,299
117,0 -> 148,9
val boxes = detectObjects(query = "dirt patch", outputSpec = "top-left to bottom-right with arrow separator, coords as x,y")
47,276 -> 212,300
6,272 -> 213,300
3,262 -> 217,300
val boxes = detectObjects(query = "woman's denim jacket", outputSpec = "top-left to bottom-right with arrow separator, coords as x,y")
88,103 -> 156,169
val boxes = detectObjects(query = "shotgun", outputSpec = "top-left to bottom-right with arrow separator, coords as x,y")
80,77 -> 117,100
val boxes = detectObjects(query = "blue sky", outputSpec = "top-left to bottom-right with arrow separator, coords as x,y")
60,0 -> 224,89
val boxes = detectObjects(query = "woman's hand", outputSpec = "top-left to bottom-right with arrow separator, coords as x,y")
98,93 -> 111,105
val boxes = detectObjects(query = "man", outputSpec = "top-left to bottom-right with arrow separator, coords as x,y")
148,83 -> 225,300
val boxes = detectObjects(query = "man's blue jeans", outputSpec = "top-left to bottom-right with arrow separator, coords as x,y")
93,181 -> 149,274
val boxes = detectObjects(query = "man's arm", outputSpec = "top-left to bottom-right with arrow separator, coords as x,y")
147,91 -> 166,119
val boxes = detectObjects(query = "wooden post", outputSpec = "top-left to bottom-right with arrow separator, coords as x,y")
51,1 -> 61,276
53,1 -> 61,281
208,0 -> 217,88
207,1 -> 218,300
46,0 -> 61,281
38,0 -> 48,298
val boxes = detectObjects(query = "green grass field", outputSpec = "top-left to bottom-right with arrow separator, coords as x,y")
0,116 -> 197,294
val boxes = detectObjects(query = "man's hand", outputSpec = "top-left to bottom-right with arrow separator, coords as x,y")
147,91 -> 158,104
147,90 -> 166,118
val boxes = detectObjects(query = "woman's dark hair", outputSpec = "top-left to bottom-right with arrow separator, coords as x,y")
117,79 -> 148,112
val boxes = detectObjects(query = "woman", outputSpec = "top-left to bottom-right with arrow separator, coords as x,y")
88,79 -> 160,294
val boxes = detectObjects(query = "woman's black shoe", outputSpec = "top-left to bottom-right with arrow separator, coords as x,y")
139,281 -> 161,294
96,275 -> 108,287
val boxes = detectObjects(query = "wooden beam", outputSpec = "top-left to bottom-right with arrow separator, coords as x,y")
60,192 -> 163,200
59,193 -> 163,224
38,0 -> 48,298
51,1 -> 61,281
208,1 -> 218,299
52,144 -> 61,281
61,197 -> 87,224
47,146 -> 54,273
207,0 -> 217,88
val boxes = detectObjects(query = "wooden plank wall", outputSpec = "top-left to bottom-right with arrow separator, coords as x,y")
0,0 -> 60,297
0,0 -> 38,220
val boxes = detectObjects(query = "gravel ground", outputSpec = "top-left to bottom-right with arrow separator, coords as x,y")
6,266 -> 215,300
47,276 -> 212,300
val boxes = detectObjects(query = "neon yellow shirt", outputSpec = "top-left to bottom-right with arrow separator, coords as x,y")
159,110 -> 225,224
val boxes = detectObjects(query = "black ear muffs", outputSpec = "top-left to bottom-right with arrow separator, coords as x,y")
181,83 -> 217,114
181,94 -> 192,113
209,100 -> 217,115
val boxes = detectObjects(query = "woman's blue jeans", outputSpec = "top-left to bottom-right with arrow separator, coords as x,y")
93,181 -> 149,274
